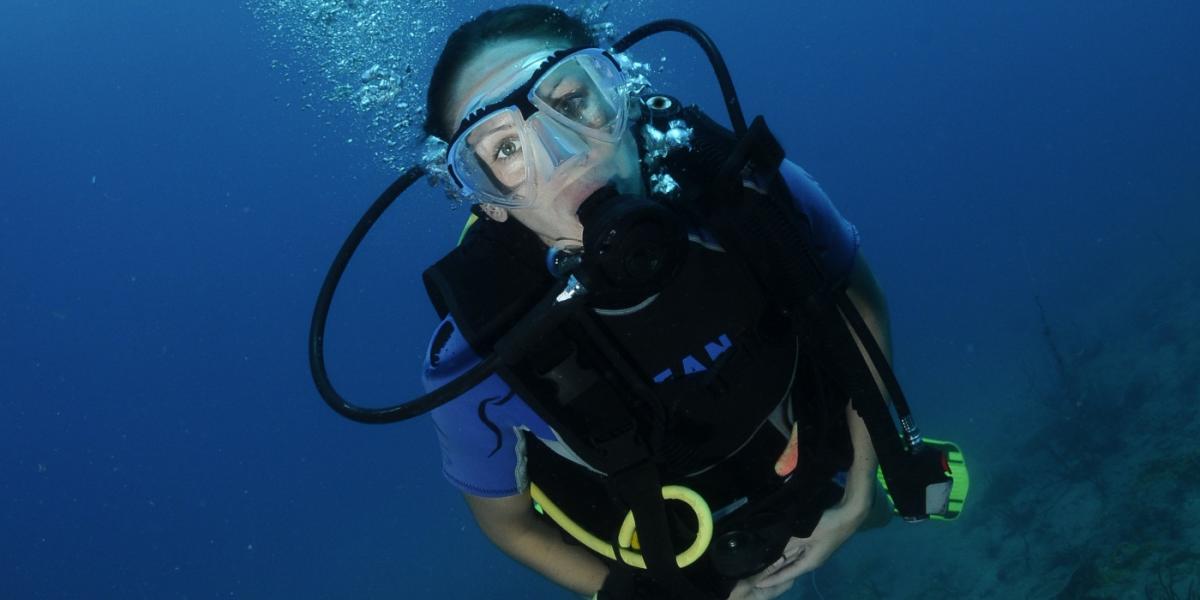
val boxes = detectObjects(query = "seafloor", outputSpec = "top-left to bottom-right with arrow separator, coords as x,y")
814,269 -> 1200,598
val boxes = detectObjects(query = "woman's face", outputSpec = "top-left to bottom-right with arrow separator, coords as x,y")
445,38 -> 644,248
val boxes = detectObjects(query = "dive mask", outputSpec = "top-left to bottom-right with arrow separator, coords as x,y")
446,47 -> 629,208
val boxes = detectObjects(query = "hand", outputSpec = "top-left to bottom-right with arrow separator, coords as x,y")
751,501 -> 868,589
724,572 -> 795,600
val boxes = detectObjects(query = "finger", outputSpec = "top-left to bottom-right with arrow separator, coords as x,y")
754,551 -> 818,588
755,578 -> 795,599
757,541 -> 808,581
753,555 -> 795,584
759,544 -> 834,588
760,555 -> 787,577
781,537 -> 809,558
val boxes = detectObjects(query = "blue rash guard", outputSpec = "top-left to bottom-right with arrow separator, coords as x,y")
422,160 -> 860,498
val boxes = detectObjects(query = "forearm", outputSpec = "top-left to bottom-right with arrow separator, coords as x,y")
839,405 -> 879,518
840,253 -> 888,518
466,493 -> 609,596
501,514 -> 610,596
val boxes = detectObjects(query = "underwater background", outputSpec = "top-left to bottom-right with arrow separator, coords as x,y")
2,1 -> 1198,598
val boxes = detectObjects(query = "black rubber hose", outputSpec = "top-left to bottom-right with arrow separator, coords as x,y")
311,20 -> 747,424
614,19 -> 747,137
308,165 -> 498,424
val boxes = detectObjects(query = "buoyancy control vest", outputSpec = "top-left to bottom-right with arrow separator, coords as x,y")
421,96 -> 854,468
421,99 -> 863,596
425,209 -> 832,470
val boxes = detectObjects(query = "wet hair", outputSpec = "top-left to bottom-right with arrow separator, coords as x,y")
424,5 -> 596,141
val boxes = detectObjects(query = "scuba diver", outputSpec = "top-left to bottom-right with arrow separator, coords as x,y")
308,4 -> 969,600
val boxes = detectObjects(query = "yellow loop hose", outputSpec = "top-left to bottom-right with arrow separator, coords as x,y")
530,482 -> 713,569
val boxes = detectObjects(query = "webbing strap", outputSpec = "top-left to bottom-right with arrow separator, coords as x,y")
701,115 -> 944,518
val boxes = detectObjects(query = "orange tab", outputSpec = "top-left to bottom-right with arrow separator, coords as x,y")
774,422 -> 800,477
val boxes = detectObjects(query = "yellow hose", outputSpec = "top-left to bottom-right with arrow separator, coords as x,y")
530,482 -> 713,569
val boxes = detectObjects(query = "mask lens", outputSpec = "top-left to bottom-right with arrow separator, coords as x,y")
531,50 -> 626,140
445,49 -> 628,207
447,108 -> 533,207
525,113 -> 591,171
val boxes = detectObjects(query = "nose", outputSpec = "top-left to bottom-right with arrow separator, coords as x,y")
527,114 -> 590,169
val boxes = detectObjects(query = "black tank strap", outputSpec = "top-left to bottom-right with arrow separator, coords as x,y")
498,306 -> 715,599
674,107 -> 951,521
422,216 -> 554,353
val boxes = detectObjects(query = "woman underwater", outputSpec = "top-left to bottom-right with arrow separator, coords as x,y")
418,5 -> 902,599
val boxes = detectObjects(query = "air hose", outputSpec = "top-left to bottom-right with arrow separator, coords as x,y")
530,482 -> 714,569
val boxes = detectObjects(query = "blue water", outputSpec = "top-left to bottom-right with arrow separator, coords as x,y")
3,1 -> 1198,598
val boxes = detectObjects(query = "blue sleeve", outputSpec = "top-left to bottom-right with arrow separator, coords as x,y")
423,317 -> 525,498
777,159 -> 860,284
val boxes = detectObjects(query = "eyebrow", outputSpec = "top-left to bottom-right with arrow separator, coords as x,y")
470,120 -> 516,146
541,68 -> 586,94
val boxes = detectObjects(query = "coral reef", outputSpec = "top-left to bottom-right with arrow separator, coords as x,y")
806,275 -> 1200,598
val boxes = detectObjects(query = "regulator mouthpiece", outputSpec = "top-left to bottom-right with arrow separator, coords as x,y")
576,189 -> 688,307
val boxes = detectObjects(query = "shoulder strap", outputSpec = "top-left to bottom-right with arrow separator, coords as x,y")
669,108 -> 953,521
422,214 -> 555,354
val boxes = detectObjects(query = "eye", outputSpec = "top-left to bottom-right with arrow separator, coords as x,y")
556,92 -> 589,120
493,136 -> 521,161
